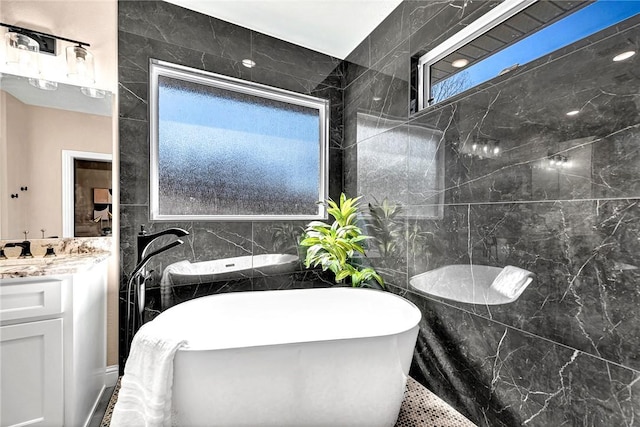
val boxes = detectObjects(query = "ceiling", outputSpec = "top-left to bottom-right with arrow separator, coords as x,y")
165,0 -> 403,59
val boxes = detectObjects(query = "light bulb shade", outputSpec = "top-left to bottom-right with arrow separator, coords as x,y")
66,45 -> 95,83
81,87 -> 106,98
28,78 -> 58,91
5,32 -> 40,75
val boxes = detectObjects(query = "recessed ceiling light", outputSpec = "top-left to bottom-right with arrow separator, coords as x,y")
566,110 -> 580,116
612,50 -> 635,62
451,58 -> 469,68
242,59 -> 256,68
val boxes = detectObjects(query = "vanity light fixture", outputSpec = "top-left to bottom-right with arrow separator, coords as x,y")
548,154 -> 571,169
451,58 -> 469,68
4,31 -> 40,75
612,50 -> 636,62
242,59 -> 256,68
566,110 -> 580,116
467,139 -> 500,159
66,44 -> 95,84
1,22 -> 96,87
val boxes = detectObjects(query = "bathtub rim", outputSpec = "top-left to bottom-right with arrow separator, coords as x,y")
161,253 -> 301,287
170,253 -> 300,270
154,287 -> 422,352
174,323 -> 421,355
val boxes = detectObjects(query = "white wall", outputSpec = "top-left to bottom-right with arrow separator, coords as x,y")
1,92 -> 30,239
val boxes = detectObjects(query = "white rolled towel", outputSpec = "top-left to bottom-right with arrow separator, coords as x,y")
489,265 -> 534,299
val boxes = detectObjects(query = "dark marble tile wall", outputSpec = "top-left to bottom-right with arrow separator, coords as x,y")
117,1 -> 344,365
344,1 -> 640,425
399,289 -> 640,427
143,269 -> 334,319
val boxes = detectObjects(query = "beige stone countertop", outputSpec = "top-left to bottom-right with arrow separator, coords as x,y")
0,252 -> 111,279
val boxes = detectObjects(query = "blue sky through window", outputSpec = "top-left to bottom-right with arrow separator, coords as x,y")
159,78 -> 319,143
431,0 -> 640,103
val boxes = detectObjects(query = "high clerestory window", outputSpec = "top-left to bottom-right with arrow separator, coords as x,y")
416,0 -> 640,110
149,60 -> 329,221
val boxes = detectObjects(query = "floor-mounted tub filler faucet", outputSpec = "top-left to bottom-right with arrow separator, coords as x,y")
125,225 -> 189,355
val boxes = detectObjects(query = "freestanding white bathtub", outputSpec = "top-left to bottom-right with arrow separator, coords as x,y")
151,287 -> 421,426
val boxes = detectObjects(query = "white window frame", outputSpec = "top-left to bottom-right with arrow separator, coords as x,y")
417,0 -> 538,110
149,59 -> 329,221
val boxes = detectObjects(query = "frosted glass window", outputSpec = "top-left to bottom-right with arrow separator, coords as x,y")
149,60 -> 329,220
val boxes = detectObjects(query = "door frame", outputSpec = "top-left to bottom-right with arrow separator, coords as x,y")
61,150 -> 113,238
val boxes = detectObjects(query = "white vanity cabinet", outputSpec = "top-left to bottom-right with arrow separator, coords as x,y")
0,260 -> 107,427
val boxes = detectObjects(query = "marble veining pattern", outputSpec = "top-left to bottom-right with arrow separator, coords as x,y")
402,290 -> 640,426
117,0 -> 344,369
115,0 -> 640,424
0,253 -> 111,278
344,1 -> 640,425
1,237 -> 111,278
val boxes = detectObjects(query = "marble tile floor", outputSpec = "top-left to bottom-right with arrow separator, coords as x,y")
395,378 -> 476,427
95,376 -> 476,426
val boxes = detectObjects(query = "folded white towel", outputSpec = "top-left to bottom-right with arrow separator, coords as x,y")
489,265 -> 534,299
110,322 -> 187,427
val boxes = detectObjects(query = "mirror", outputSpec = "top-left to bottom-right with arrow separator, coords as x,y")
0,72 -> 113,240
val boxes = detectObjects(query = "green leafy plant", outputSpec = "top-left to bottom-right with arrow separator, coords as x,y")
300,193 -> 384,288
271,223 -> 306,254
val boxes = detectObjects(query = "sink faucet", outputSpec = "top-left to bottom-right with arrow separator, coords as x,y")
4,241 -> 33,258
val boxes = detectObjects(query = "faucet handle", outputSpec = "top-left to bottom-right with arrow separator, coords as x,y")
44,244 -> 57,258
23,230 -> 29,240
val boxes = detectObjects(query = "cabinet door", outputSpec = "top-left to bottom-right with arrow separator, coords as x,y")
0,279 -> 63,323
1,319 -> 63,427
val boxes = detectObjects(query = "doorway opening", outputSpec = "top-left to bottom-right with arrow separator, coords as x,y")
61,150 -> 113,238
74,159 -> 112,237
